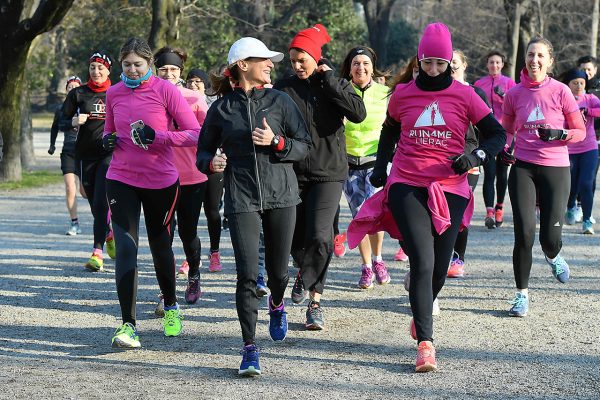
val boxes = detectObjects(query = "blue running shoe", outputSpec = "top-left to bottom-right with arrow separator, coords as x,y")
239,344 -> 261,376
256,273 -> 268,297
268,295 -> 287,342
545,254 -> 570,283
508,292 -> 529,317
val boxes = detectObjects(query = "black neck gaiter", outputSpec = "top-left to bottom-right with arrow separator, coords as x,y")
415,64 -> 453,91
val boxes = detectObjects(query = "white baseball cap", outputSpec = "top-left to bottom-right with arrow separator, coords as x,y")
227,37 -> 284,66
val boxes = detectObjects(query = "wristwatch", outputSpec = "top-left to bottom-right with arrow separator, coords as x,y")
271,135 -> 281,147
473,149 -> 487,163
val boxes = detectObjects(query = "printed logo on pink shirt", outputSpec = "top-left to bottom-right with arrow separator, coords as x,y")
526,104 -> 545,122
409,101 -> 452,147
524,104 -> 549,133
414,101 -> 446,127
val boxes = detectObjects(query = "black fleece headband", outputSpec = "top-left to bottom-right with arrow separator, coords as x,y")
348,47 -> 375,64
155,52 -> 184,69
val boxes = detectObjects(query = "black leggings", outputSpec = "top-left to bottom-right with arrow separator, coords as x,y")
79,156 -> 111,250
106,179 -> 180,326
177,182 -> 207,277
482,157 -> 509,208
228,207 -> 295,342
203,172 -> 223,252
389,183 -> 468,343
454,173 -> 479,261
508,160 -> 570,289
292,181 -> 343,295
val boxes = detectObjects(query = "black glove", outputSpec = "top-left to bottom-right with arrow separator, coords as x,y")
48,145 -> 56,155
317,58 -> 334,70
131,124 -> 155,150
493,85 -> 505,98
369,168 -> 388,188
499,145 -> 516,165
102,132 -> 118,151
448,152 -> 481,175
538,127 -> 567,141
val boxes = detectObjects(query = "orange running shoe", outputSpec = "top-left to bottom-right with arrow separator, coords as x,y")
333,233 -> 346,257
416,341 -> 437,373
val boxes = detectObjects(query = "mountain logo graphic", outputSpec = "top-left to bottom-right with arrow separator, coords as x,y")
526,104 -> 545,122
414,101 -> 446,127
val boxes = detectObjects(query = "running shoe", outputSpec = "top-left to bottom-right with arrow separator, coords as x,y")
111,322 -> 141,349
268,295 -> 288,342
291,271 -> 308,304
65,221 -> 81,236
373,259 -> 391,284
582,219 -> 595,235
184,275 -> 202,304
333,233 -> 347,258
163,305 -> 183,337
209,251 -> 222,272
256,273 -> 268,297
432,298 -> 440,316
415,341 -> 437,373
590,215 -> 596,224
394,247 -> 409,261
447,256 -> 465,278
485,208 -> 496,229
545,254 -> 570,283
105,231 -> 116,259
403,270 -> 410,292
409,318 -> 417,340
574,205 -> 583,223
565,207 -> 577,225
358,265 -> 375,289
239,344 -> 261,376
305,301 -> 324,330
178,260 -> 189,278
508,292 -> 529,317
154,293 -> 164,317
495,206 -> 504,227
84,249 -> 103,272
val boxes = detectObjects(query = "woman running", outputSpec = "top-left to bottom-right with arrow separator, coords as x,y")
348,23 -> 505,372
50,76 -> 82,236
197,37 -> 311,376
474,51 -> 516,228
154,46 -> 208,304
339,46 -> 391,289
104,37 -> 200,348
561,68 -> 599,234
60,51 -> 114,271
274,24 -> 366,330
503,37 -> 585,317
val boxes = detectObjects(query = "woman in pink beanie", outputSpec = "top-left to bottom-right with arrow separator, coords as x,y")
348,22 -> 506,372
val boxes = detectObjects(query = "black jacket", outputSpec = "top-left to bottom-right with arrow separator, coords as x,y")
60,85 -> 110,160
51,105 -> 78,154
196,87 -> 311,215
274,71 -> 366,182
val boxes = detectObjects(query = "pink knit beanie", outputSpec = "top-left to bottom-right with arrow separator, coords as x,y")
417,22 -> 453,63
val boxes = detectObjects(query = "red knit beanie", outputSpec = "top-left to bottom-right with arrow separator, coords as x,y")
289,24 -> 331,62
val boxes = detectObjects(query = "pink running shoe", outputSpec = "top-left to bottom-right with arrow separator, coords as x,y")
372,259 -> 390,284
358,265 -> 375,289
447,257 -> 465,278
209,251 -> 222,272
394,247 -> 409,261
333,233 -> 346,258
416,341 -> 437,373
178,260 -> 189,277
410,318 -> 417,340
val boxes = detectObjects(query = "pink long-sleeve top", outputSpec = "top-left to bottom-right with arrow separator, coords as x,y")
171,85 -> 208,185
474,73 -> 516,124
568,93 -> 600,154
502,69 -> 585,167
103,75 -> 201,189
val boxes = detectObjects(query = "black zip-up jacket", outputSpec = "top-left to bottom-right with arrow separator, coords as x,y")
274,71 -> 366,182
59,85 -> 110,160
196,87 -> 311,215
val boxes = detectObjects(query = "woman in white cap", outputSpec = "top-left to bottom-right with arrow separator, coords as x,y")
196,37 -> 311,376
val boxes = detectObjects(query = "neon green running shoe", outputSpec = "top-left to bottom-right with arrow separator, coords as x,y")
84,250 -> 103,272
112,322 -> 141,349
105,231 -> 116,259
163,306 -> 183,337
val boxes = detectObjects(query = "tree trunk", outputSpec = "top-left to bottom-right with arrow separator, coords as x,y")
359,0 -> 397,68
148,0 -> 182,51
505,0 -> 528,80
46,27 -> 69,110
593,0 -> 599,57
20,84 -> 35,170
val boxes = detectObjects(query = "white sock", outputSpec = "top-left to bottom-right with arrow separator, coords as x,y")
362,263 -> 372,269
517,289 -> 528,296
373,255 -> 383,262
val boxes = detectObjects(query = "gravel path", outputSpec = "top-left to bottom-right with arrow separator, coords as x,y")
0,128 -> 598,399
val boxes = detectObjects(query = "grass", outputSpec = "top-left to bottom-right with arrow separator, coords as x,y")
0,170 -> 63,190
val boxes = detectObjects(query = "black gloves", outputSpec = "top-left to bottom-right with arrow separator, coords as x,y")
48,145 -> 56,155
317,58 -> 334,70
102,132 -> 118,151
538,127 -> 567,141
493,85 -> 505,98
499,145 -> 516,165
131,124 -> 155,150
448,151 -> 484,175
369,167 -> 388,188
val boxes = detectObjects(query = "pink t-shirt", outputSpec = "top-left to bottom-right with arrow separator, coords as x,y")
474,74 -> 516,124
387,80 -> 491,199
568,93 -> 600,154
104,76 -> 201,189
171,85 -> 208,185
503,75 -> 580,167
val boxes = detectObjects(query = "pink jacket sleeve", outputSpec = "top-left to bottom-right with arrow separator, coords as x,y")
154,86 -> 201,147
586,94 -> 600,118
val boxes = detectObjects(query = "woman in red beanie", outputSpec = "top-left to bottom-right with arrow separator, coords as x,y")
348,22 -> 505,372
274,24 -> 366,330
